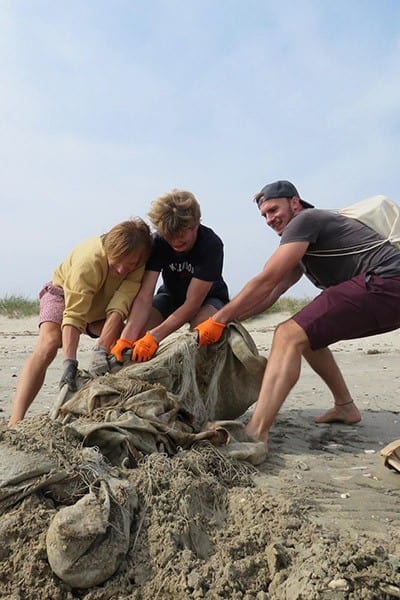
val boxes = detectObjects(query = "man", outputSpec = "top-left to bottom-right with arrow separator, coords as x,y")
8,218 -> 152,426
110,189 -> 229,363
195,180 -> 400,451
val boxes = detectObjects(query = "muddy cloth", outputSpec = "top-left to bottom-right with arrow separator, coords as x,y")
0,323 -> 267,589
56,323 -> 267,466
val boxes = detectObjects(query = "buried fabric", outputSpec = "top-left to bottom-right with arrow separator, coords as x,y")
0,325 -> 266,589
0,324 -> 266,589
46,476 -> 138,588
55,323 -> 267,466
0,419 -> 84,515
0,444 -> 68,513
0,419 -> 139,589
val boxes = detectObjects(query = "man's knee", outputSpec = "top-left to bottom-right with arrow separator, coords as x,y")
273,318 -> 309,349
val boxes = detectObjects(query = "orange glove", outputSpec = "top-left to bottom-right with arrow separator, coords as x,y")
194,318 -> 226,346
131,331 -> 159,362
110,338 -> 134,362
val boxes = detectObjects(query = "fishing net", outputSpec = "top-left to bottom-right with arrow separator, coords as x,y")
0,322 -> 267,588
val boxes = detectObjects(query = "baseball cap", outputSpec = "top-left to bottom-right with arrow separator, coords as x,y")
254,180 -> 314,209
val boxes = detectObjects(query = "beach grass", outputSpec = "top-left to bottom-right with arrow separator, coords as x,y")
0,294 -> 311,320
0,295 -> 40,318
265,296 -> 311,314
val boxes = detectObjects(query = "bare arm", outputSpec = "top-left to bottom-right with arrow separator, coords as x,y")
237,264 -> 303,321
119,270 -> 160,340
97,312 -> 124,351
62,325 -> 81,360
150,278 -> 213,342
213,241 -> 309,324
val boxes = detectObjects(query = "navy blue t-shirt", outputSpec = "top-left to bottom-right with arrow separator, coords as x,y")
146,224 -> 229,305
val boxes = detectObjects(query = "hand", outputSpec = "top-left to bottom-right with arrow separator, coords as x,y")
87,345 -> 110,376
110,338 -> 134,362
194,318 -> 226,346
131,332 -> 159,362
59,359 -> 78,391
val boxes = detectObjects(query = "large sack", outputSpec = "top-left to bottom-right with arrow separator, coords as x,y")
46,476 -> 138,588
56,323 -> 267,466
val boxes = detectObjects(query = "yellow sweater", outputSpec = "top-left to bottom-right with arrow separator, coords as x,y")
52,237 -> 145,331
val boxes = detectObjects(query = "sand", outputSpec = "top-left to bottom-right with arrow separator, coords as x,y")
0,313 -> 400,598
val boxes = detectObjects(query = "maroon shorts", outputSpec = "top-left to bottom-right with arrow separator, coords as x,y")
292,274 -> 400,350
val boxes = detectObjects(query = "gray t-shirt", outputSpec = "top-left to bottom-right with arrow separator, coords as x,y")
280,208 -> 400,289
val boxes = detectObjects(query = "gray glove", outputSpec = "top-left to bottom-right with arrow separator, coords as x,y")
59,359 -> 78,391
87,345 -> 110,377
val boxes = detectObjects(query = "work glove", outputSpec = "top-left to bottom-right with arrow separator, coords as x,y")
194,318 -> 226,346
110,338 -> 134,363
59,358 -> 78,392
131,331 -> 159,362
87,345 -> 110,376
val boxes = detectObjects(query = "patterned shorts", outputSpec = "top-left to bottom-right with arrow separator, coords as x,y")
38,282 -> 65,326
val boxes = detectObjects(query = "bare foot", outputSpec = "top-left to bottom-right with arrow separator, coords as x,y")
314,402 -> 361,425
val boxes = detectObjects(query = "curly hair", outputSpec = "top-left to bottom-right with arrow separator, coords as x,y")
147,189 -> 201,238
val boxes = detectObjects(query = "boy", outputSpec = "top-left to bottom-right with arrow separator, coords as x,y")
8,218 -> 151,426
111,189 -> 229,362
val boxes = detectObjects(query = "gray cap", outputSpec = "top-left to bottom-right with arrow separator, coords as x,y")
255,180 -> 314,209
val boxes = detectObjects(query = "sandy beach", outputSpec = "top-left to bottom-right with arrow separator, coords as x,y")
0,313 -> 399,598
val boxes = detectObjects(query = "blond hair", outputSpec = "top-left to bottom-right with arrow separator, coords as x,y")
102,218 -> 151,262
147,189 -> 201,238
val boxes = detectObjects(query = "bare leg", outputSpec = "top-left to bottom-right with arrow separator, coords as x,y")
303,346 -> 361,424
245,319 -> 309,449
86,319 -> 106,338
189,304 -> 218,328
8,322 -> 61,426
145,307 -> 164,332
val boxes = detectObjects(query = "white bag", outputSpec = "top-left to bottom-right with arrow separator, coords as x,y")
339,195 -> 400,248
306,195 -> 400,257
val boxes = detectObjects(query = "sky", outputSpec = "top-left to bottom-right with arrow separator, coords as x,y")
1,0 -> 399,300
